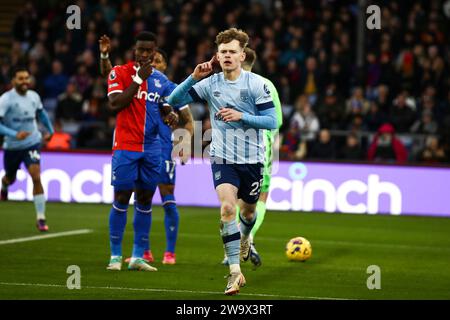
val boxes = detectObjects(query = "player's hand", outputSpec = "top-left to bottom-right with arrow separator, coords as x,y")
192,55 -> 216,81
99,35 -> 111,54
43,133 -> 53,143
15,131 -> 30,140
216,108 -> 243,122
137,59 -> 153,80
164,111 -> 179,128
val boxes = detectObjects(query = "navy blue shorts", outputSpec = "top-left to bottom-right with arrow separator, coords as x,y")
111,149 -> 161,192
210,158 -> 264,204
159,147 -> 176,185
3,144 -> 41,179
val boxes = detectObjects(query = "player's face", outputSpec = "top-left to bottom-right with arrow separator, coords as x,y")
13,71 -> 30,94
135,40 -> 156,66
151,52 -> 167,73
217,40 -> 245,72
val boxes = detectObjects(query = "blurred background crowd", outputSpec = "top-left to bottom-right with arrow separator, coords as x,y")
0,0 -> 449,164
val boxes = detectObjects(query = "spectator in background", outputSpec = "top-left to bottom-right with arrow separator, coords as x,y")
338,132 -> 364,161
375,84 -> 391,114
389,92 -> 416,133
290,97 -> 320,141
367,123 -> 408,163
308,129 -> 336,160
280,122 -> 306,161
45,121 -> 72,150
55,82 -> 83,123
365,101 -> 387,132
300,56 -> 322,103
345,86 -> 370,116
416,135 -> 447,163
410,109 -> 439,135
44,60 -> 68,99
316,85 -> 345,130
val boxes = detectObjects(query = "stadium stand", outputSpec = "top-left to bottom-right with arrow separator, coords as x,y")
0,0 -> 448,164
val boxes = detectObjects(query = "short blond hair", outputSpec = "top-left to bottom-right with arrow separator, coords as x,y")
215,28 -> 249,49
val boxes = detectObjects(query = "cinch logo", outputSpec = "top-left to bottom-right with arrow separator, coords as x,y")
267,163 -> 403,215
135,87 -> 161,102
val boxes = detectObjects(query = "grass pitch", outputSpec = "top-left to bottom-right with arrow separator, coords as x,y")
0,202 -> 449,300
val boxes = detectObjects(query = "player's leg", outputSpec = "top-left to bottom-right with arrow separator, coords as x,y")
251,130 -> 274,239
27,163 -> 48,231
216,183 -> 246,295
1,148 -> 22,201
159,183 -> 179,265
236,199 -> 257,262
235,162 -> 265,263
107,150 -> 137,271
127,150 -> 160,271
212,159 -> 246,295
24,144 -> 49,231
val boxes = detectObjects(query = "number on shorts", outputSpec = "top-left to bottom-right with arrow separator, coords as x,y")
249,178 -> 263,196
165,160 -> 176,178
28,150 -> 41,161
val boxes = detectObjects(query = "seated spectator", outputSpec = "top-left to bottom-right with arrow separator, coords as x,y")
410,109 -> 438,135
308,129 -> 336,160
389,93 -> 416,133
55,82 -> 83,135
280,121 -> 307,160
55,82 -> 83,121
44,60 -> 68,99
364,101 -> 387,132
367,123 -> 408,163
345,86 -> 370,116
81,97 -> 108,123
316,85 -> 345,130
290,99 -> 320,141
415,135 -> 447,163
338,133 -> 364,161
45,121 -> 72,150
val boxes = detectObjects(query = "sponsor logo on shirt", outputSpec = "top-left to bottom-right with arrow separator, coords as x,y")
135,87 -> 161,102
240,89 -> 249,102
109,70 -> 116,80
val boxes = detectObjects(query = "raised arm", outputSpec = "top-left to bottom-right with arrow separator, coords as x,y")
99,35 -> 113,77
167,56 -> 216,107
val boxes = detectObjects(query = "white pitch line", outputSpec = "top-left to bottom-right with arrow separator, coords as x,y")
0,229 -> 93,246
0,282 -> 351,300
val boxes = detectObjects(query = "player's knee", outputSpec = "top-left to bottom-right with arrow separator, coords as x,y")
159,184 -> 175,197
115,190 -> 132,205
135,190 -> 153,205
221,201 -> 236,219
240,205 -> 256,220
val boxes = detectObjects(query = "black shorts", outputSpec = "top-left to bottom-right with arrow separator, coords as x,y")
210,157 -> 264,204
3,144 -> 41,179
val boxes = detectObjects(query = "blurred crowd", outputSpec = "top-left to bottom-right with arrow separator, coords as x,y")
1,0 -> 449,164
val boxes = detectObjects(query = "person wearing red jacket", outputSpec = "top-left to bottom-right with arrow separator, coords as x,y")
367,123 -> 408,162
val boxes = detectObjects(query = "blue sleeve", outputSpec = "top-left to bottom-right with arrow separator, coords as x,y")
241,103 -> 277,129
0,118 -> 17,137
167,75 -> 198,107
37,109 -> 54,134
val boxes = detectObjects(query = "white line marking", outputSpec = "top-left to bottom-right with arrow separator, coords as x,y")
0,282 -> 351,300
0,229 -> 93,245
